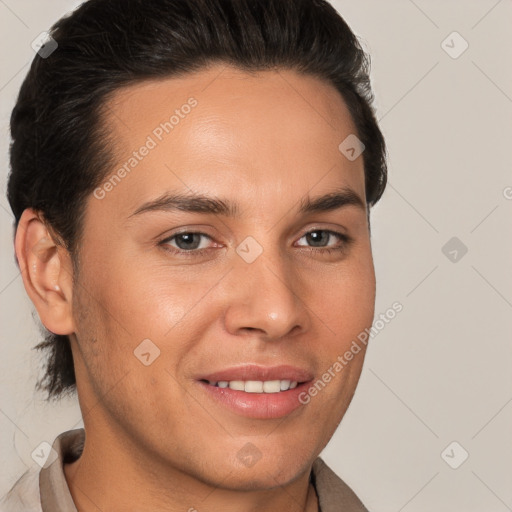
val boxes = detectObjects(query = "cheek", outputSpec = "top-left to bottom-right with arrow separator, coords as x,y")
302,261 -> 374,432
72,271 -> 186,421
305,248 -> 375,409
93,257 -> 188,340
316,255 -> 376,339
80,260 -> 219,393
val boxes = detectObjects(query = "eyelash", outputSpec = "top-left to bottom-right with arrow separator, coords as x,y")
159,229 -> 353,257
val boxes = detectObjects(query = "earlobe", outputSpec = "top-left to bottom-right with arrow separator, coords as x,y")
14,208 -> 75,336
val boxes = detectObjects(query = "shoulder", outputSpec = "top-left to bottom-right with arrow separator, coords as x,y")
312,457 -> 369,512
0,428 -> 84,512
0,466 -> 42,512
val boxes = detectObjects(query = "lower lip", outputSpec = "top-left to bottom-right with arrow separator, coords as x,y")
197,380 -> 311,419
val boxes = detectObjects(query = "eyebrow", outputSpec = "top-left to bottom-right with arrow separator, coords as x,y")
128,186 -> 366,219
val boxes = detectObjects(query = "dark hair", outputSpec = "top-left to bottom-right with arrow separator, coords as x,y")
7,0 -> 387,400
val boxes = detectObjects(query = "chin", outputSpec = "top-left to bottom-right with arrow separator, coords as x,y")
211,464 -> 307,492
220,446 -> 313,490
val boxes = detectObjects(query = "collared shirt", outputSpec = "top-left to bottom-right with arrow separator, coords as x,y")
0,429 -> 369,512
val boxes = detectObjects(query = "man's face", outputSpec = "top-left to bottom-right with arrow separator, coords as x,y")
70,65 -> 376,489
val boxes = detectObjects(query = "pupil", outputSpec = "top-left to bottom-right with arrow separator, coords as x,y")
176,233 -> 200,250
307,231 -> 328,247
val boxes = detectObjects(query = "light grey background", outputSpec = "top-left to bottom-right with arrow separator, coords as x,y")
1,1 -> 511,511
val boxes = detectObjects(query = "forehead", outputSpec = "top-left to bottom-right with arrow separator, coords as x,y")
93,64 -> 366,219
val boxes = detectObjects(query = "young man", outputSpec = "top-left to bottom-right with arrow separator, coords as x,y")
2,0 -> 387,510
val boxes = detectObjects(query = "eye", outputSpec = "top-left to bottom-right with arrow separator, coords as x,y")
296,229 -> 352,254
159,228 -> 352,257
160,232 -> 215,254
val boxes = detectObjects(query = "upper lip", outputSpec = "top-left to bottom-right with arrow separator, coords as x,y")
198,364 -> 314,383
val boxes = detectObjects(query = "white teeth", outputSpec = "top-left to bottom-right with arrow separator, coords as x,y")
245,381 -> 264,393
262,380 -> 281,393
207,379 -> 299,392
229,380 -> 245,391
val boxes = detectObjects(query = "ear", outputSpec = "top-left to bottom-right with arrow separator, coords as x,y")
14,208 -> 75,336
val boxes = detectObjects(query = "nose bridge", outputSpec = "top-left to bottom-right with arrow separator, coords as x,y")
223,236 -> 308,338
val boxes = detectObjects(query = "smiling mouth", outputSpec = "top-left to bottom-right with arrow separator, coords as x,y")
200,379 -> 304,393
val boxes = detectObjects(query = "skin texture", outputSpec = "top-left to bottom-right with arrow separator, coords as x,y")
16,64 -> 376,512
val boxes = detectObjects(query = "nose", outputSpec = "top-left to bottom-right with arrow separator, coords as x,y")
223,249 -> 311,341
